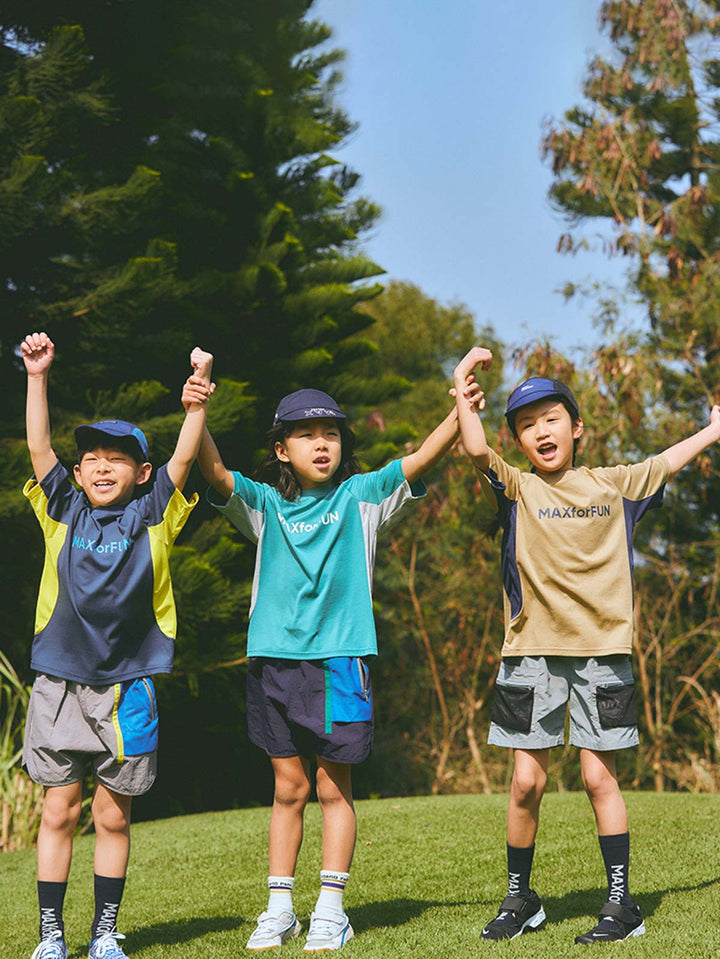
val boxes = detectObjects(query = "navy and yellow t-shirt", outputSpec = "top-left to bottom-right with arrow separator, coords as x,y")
24,460 -> 197,684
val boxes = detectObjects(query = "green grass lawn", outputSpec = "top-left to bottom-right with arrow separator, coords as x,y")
3,792 -> 719,958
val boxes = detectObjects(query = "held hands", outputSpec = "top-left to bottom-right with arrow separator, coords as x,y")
21,332 -> 55,376
710,404 -> 720,438
182,347 -> 215,411
449,378 -> 486,413
452,347 -> 493,414
190,346 -> 214,383
454,346 -> 493,382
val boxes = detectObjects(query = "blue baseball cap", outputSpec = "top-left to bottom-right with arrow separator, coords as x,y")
273,389 -> 346,424
74,419 -> 150,461
505,377 -> 580,427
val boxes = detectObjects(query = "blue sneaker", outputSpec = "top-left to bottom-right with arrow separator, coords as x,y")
31,932 -> 67,959
88,932 -> 129,958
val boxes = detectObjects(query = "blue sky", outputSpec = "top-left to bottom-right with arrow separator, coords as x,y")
313,0 -> 637,353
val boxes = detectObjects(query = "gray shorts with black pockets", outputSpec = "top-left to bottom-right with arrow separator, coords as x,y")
488,655 -> 639,751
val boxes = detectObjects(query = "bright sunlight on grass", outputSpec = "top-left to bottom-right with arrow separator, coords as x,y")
3,792 -> 718,958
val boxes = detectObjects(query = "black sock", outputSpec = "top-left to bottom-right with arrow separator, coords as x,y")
38,880 -> 67,940
91,874 -> 126,939
507,843 -> 535,897
599,832 -> 632,906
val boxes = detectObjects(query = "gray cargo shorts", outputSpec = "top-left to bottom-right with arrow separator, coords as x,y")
488,655 -> 639,751
23,673 -> 158,795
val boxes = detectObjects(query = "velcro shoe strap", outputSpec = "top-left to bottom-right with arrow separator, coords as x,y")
500,895 -> 529,913
599,901 -> 636,924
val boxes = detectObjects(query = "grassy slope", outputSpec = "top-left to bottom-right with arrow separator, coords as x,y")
2,792 -> 719,958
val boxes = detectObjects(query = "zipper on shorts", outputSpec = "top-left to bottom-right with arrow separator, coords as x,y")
356,658 -> 370,700
141,678 -> 156,719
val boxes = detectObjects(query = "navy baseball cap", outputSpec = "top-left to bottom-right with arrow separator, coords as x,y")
273,389 -> 346,424
75,419 -> 150,461
505,377 -> 580,427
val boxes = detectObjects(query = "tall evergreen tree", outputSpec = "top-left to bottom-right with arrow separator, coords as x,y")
0,1 -> 401,813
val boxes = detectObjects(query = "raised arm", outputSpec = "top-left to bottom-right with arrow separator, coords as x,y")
401,407 -> 460,485
167,347 -> 214,491
452,346 -> 493,472
660,405 -> 720,476
401,377 -> 486,485
22,332 -> 59,482
196,423 -> 235,500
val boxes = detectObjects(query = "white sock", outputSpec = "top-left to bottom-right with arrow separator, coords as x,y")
267,876 -> 295,915
314,870 -> 349,915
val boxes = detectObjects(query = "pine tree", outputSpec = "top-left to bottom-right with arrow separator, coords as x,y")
0,1 -> 407,813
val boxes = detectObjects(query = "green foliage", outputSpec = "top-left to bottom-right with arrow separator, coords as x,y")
0,0 -> 400,817
0,651 -> 43,851
543,1 -> 720,471
354,283 -> 508,793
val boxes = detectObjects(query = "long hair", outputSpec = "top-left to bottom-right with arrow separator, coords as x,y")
254,419 -> 362,501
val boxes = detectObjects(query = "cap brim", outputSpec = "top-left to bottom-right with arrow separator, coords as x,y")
74,424 -> 149,460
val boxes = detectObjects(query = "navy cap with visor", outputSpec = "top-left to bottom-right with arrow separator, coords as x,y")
273,389 -> 346,425
74,419 -> 150,461
505,377 -> 580,428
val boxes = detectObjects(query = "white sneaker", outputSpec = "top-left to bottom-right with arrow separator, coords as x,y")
303,912 -> 354,952
31,932 -> 67,959
247,910 -> 302,950
87,932 -> 128,958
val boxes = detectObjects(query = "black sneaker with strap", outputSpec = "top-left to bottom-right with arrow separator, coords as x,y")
575,900 -> 645,944
481,890 -> 546,941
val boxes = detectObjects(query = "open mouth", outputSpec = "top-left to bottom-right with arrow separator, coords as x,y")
537,443 -> 557,458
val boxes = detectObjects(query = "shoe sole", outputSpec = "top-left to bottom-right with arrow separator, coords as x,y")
247,920 -> 302,950
303,925 -> 354,952
482,905 -> 546,941
575,920 -> 645,944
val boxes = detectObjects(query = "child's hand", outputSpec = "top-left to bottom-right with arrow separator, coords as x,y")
710,404 -> 720,439
182,374 -> 214,411
21,332 -> 55,376
449,377 -> 485,413
454,346 -> 493,384
190,347 -> 214,383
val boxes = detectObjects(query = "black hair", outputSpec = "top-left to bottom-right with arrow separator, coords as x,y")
76,431 -> 146,466
254,419 -> 361,501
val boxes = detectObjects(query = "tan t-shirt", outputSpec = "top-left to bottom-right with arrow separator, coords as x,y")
479,449 -> 672,658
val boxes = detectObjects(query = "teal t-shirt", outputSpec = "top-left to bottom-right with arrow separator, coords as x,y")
211,459 -> 425,659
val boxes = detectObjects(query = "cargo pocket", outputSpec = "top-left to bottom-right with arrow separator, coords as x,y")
491,683 -> 534,733
326,657 -> 373,724
596,683 -> 637,730
116,678 -> 159,757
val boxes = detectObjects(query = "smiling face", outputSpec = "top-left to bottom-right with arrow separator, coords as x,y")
274,418 -> 343,490
513,398 -> 583,478
73,446 -> 152,507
